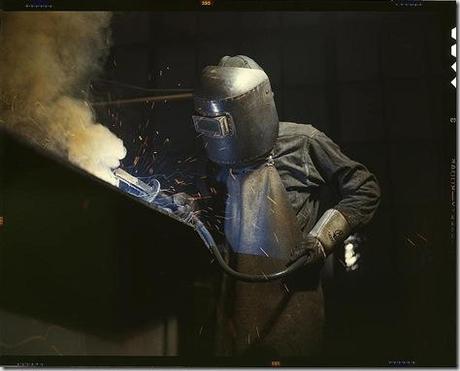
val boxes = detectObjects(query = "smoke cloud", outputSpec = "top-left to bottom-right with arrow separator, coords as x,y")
0,12 -> 126,185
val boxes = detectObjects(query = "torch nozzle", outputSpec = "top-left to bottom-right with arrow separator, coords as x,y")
113,168 -> 160,203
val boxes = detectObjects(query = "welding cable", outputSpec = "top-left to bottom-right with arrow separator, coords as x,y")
194,219 -> 310,282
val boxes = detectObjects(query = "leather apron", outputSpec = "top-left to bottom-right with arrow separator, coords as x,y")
218,162 -> 324,358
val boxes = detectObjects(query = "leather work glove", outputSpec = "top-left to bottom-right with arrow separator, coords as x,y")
288,234 -> 327,268
285,209 -> 351,289
172,192 -> 199,221
287,209 -> 351,268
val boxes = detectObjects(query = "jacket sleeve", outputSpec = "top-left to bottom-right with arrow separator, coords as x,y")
307,130 -> 381,230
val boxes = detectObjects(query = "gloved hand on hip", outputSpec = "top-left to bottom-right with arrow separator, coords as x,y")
288,234 -> 327,268
287,209 -> 351,268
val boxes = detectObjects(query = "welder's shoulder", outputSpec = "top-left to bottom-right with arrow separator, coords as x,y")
278,121 -> 322,139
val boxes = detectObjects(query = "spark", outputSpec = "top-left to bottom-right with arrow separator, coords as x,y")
283,283 -> 290,293
266,195 -> 277,205
416,233 -> 428,242
406,238 -> 416,248
259,247 -> 269,257
256,326 -> 260,339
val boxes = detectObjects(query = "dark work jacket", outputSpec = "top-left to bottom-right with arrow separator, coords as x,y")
273,122 -> 380,233
214,122 -> 381,358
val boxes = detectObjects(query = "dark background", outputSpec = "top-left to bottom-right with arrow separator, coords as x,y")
0,8 -> 456,367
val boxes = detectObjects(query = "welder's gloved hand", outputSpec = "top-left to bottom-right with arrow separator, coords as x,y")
288,234 -> 326,267
285,235 -> 327,290
172,192 -> 198,219
287,209 -> 351,268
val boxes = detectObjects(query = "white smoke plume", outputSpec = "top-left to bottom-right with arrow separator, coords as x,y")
0,12 -> 126,185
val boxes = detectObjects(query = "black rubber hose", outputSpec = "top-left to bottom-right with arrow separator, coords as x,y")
194,219 -> 309,282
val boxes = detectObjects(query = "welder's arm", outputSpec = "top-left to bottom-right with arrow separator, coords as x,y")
308,131 -> 381,233
290,131 -> 381,264
311,131 -> 381,252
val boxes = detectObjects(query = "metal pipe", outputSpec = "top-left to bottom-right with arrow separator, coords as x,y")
94,78 -> 193,94
91,92 -> 194,107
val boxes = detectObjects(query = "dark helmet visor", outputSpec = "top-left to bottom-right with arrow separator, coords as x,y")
192,114 -> 234,138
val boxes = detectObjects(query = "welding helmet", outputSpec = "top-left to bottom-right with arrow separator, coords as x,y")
192,55 -> 279,166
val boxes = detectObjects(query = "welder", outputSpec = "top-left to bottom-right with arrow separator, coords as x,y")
191,55 -> 381,358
